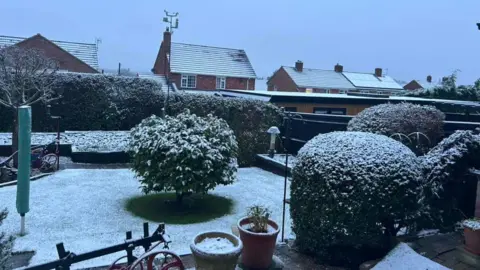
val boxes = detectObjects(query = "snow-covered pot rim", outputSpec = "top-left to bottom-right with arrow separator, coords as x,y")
190,231 -> 243,256
237,216 -> 280,237
463,219 -> 480,231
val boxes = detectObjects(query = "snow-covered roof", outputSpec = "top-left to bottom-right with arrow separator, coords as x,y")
416,80 -> 440,90
0,34 -> 99,70
343,72 -> 404,90
138,74 -> 170,92
219,89 -> 480,108
283,66 -> 355,90
170,42 -> 256,78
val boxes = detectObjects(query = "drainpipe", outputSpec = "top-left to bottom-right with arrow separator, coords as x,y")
246,78 -> 249,90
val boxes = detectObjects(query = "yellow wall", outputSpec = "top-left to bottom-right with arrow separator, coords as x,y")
274,102 -> 371,115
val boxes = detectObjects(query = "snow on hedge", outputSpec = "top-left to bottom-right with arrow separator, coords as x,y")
290,131 -> 427,263
347,103 -> 445,144
0,168 -> 291,269
0,131 -> 129,152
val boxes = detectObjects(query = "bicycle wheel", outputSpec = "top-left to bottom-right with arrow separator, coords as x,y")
40,154 -> 58,172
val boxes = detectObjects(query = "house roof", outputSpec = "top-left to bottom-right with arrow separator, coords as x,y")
170,42 -> 256,78
283,66 -> 355,90
343,72 -> 404,90
416,80 -> 440,90
0,34 -> 99,70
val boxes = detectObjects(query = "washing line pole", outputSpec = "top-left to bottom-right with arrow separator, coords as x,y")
16,106 -> 32,235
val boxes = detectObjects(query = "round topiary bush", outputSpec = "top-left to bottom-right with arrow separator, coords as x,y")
129,111 -> 238,203
290,131 -> 427,267
347,103 -> 445,153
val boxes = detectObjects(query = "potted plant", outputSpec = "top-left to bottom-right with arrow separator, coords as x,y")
190,231 -> 242,270
237,205 -> 279,269
463,218 -> 480,255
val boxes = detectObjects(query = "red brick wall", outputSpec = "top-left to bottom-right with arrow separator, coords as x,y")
171,73 -> 254,90
267,67 -> 298,91
16,35 -> 98,73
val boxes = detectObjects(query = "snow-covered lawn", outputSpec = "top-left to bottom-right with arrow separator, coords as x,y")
0,168 -> 291,269
0,131 -> 129,152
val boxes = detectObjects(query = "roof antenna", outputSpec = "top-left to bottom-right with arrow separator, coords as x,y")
163,10 -> 179,33
95,37 -> 102,50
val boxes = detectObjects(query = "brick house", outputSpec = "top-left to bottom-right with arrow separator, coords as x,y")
152,31 -> 256,91
404,75 -> 439,91
0,34 -> 99,73
267,61 -> 404,95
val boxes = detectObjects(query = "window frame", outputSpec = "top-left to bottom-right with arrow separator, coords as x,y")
313,107 -> 347,115
216,77 -> 226,89
181,74 -> 197,88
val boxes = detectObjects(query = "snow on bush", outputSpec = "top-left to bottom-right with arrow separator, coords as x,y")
129,111 -> 238,203
290,131 -> 427,266
418,129 -> 480,229
0,209 -> 14,270
347,103 -> 445,148
169,93 -> 283,167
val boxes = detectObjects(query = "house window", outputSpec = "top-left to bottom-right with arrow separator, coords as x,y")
181,74 -> 196,88
313,107 -> 347,115
216,77 -> 226,89
273,85 -> 278,91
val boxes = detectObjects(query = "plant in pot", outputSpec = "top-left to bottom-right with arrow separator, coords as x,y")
237,205 -> 279,269
463,218 -> 480,255
190,231 -> 242,270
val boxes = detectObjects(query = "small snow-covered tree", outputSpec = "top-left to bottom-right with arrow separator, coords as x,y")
129,111 -> 238,203
0,46 -> 59,165
290,131 -> 427,266
0,209 -> 14,270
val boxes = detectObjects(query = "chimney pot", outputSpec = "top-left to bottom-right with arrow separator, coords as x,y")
334,64 -> 344,73
427,75 -> 432,83
375,68 -> 382,77
295,60 -> 303,72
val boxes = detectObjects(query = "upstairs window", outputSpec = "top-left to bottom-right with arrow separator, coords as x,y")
216,77 -> 226,89
181,74 -> 196,88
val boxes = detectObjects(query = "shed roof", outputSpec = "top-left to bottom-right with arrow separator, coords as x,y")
0,34 -> 99,70
170,42 -> 256,78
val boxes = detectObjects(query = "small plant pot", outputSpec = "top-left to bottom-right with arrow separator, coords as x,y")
237,216 -> 280,269
464,227 -> 480,255
190,231 -> 242,270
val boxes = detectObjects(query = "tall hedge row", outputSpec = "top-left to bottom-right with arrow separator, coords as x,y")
0,73 -> 282,166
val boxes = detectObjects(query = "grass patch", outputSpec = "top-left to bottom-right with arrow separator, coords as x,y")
125,193 -> 234,224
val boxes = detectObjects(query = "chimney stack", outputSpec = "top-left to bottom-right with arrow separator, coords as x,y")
375,68 -> 382,77
163,30 -> 172,54
295,60 -> 303,72
427,75 -> 432,83
334,64 -> 343,72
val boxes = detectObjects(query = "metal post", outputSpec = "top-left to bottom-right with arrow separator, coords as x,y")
126,231 -> 134,265
281,115 -> 291,242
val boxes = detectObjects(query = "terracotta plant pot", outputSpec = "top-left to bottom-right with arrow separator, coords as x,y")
237,216 -> 280,269
190,231 -> 243,270
464,227 -> 480,255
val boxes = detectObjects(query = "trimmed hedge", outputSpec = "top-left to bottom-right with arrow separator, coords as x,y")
0,73 -> 282,166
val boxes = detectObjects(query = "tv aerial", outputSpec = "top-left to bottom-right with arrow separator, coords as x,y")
163,10 -> 179,33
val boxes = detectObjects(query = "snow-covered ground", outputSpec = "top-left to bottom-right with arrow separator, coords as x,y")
0,131 -> 129,152
372,243 -> 448,270
0,168 -> 292,269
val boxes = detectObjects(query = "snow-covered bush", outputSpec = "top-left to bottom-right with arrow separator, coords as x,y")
0,73 -> 165,132
169,93 -> 283,167
129,111 -> 238,203
290,131 -> 426,266
347,103 -> 445,151
0,209 -> 14,270
418,129 -> 480,229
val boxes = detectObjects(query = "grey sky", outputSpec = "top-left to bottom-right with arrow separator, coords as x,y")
2,0 -> 480,86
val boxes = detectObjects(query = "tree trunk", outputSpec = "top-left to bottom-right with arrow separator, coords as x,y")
12,107 -> 18,168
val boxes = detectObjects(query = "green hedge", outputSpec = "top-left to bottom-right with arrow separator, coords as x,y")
0,73 -> 283,166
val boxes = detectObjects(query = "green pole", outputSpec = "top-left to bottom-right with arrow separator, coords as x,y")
16,106 -> 31,235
